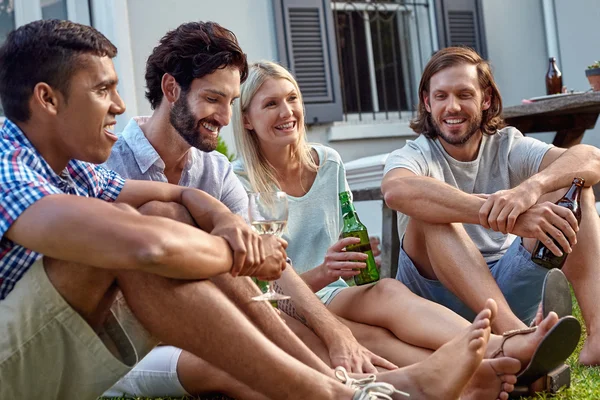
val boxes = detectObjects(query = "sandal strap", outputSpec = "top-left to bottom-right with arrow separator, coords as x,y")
490,326 -> 537,359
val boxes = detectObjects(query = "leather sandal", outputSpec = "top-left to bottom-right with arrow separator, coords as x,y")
491,316 -> 581,398
542,269 -> 572,319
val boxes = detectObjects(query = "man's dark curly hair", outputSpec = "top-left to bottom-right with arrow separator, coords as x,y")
145,21 -> 248,110
0,19 -> 117,122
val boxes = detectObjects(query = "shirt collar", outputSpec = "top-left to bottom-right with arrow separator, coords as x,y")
121,117 -> 164,174
1,119 -> 75,189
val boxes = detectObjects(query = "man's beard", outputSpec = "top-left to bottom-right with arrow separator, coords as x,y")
431,113 -> 482,146
169,94 -> 219,152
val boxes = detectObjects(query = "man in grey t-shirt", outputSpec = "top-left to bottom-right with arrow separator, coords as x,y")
382,47 -> 600,365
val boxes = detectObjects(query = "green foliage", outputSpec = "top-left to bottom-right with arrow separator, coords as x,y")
587,61 -> 600,69
215,136 -> 235,161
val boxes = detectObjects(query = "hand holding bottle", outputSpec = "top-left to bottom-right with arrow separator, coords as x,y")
320,237 -> 368,283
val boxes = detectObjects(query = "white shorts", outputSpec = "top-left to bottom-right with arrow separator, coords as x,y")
103,345 -> 189,398
0,258 -> 158,400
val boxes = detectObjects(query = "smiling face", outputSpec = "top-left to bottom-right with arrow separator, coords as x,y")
424,63 -> 491,148
169,66 -> 240,152
243,77 -> 304,149
55,54 -> 125,165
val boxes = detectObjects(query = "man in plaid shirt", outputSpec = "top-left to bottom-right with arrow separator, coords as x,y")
0,19 -> 394,400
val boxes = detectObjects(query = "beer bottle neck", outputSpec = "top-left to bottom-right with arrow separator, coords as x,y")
563,182 -> 583,203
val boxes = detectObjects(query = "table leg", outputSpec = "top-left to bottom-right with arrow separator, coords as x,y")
552,128 -> 585,148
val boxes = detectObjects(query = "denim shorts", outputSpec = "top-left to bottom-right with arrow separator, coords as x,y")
396,238 -> 548,325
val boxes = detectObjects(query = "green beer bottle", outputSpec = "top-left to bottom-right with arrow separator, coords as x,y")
339,191 -> 380,286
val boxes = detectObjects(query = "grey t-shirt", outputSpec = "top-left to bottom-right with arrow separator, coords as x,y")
103,117 -> 248,216
383,127 -> 552,261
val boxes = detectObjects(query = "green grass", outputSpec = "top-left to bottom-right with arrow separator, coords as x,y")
102,294 -> 600,400
514,293 -> 600,400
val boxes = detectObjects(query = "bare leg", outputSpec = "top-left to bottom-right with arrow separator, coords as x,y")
328,278 -> 471,350
523,187 -> 600,365
177,351 -> 268,400
403,220 -> 525,334
114,270 -> 353,400
45,257 -> 353,399
339,317 -> 432,367
375,299 -> 517,400
140,201 -> 335,375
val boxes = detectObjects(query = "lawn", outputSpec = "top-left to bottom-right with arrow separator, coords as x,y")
101,294 -> 600,400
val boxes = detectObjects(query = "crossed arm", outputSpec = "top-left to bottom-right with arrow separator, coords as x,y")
6,179 -> 285,280
382,144 -> 600,248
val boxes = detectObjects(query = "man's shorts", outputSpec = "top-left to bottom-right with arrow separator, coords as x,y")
0,258 -> 158,400
397,238 -> 549,325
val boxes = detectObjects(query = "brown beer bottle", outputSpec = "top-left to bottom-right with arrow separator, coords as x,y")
545,57 -> 563,95
531,177 -> 584,269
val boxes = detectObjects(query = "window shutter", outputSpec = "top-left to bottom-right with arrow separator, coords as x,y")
435,0 -> 487,58
273,0 -> 343,124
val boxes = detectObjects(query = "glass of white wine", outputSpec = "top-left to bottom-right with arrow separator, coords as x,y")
248,191 -> 291,302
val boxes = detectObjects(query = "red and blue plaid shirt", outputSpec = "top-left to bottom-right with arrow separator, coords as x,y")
0,119 -> 125,300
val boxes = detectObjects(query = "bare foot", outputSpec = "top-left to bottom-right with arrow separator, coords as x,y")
579,334 -> 600,366
462,357 -> 520,400
376,299 -> 497,399
486,312 -> 559,369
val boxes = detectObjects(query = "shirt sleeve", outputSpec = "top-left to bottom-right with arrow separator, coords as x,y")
220,163 -> 249,218
383,139 -> 430,177
507,130 -> 553,185
90,165 -> 126,202
0,149 -> 63,237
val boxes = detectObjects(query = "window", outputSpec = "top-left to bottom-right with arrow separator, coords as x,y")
274,0 -> 437,125
0,1 -> 15,44
333,2 -> 412,118
275,0 -> 487,128
41,0 -> 67,20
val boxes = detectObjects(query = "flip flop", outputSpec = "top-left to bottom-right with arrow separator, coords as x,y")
542,269 -> 572,319
510,316 -> 581,391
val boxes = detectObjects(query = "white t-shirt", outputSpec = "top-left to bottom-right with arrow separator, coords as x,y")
233,144 -> 351,303
383,127 -> 552,261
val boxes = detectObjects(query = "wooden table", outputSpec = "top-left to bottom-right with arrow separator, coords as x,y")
503,91 -> 600,148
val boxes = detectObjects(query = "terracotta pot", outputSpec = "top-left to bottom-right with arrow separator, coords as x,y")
586,68 -> 600,91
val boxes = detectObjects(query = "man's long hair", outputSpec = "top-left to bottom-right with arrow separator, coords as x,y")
410,46 -> 505,138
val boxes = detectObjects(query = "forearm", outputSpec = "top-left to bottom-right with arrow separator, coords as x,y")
8,195 -> 234,279
382,176 -> 484,224
278,267 -> 354,347
524,145 -> 600,194
180,187 -> 236,231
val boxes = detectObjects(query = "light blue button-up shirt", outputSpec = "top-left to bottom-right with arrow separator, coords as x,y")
103,117 -> 248,217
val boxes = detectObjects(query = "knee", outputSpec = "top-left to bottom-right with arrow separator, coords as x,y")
113,202 -> 140,214
138,201 -> 195,225
370,278 -> 410,298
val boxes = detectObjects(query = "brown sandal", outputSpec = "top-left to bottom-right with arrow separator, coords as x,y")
490,326 -> 537,359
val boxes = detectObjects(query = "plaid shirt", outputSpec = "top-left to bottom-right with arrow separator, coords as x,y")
0,119 -> 125,300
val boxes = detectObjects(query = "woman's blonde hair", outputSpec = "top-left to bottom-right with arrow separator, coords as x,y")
232,60 -> 318,193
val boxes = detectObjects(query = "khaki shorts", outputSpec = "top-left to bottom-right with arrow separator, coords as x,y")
0,258 -> 158,399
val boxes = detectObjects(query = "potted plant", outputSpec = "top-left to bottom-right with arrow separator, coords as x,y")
586,61 -> 600,91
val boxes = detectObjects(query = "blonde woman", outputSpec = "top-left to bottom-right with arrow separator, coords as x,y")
231,61 -> 578,391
